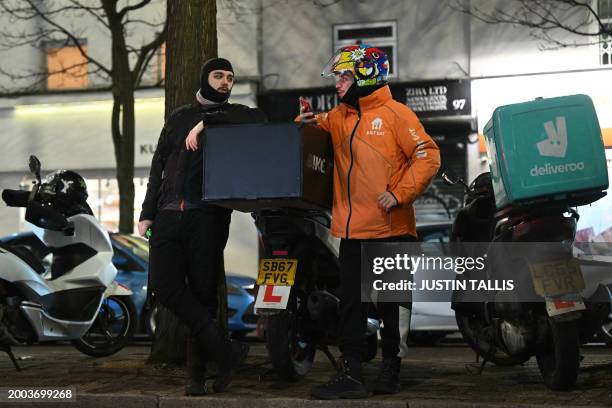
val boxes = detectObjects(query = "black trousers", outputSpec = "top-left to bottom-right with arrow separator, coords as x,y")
338,235 -> 415,361
148,209 -> 231,336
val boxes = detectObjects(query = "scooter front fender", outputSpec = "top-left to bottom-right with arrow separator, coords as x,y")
104,281 -> 133,298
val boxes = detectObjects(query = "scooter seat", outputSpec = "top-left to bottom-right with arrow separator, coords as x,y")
0,242 -> 45,275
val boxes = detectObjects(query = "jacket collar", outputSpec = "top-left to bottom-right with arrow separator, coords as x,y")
342,84 -> 392,112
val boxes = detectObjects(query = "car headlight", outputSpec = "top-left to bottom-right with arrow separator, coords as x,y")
227,283 -> 242,295
243,283 -> 256,296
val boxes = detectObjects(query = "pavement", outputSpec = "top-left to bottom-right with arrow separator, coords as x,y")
0,338 -> 611,407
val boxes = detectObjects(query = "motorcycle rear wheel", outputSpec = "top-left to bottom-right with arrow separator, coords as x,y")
535,318 -> 580,391
266,307 -> 316,382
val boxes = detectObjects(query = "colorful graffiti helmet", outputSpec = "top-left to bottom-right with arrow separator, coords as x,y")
321,44 -> 389,87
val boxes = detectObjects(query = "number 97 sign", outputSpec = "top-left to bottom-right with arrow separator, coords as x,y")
452,99 -> 466,110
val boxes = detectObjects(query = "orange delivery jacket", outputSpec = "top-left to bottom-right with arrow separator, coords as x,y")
303,85 -> 441,239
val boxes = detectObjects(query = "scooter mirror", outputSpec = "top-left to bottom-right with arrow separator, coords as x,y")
441,172 -> 458,186
28,155 -> 41,183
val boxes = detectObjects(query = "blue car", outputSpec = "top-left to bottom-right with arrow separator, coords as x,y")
0,231 -> 259,338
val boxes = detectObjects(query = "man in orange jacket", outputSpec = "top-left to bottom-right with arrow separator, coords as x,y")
298,45 -> 441,399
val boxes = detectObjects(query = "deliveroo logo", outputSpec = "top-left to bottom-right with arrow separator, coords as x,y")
530,116 -> 585,177
537,117 -> 567,158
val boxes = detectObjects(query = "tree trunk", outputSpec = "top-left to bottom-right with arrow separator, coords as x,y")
150,0 -> 223,365
110,87 -> 136,235
107,5 -> 137,235
117,90 -> 136,234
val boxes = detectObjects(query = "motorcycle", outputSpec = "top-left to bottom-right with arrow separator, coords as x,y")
443,170 -> 610,390
253,208 -> 381,381
0,156 -> 136,370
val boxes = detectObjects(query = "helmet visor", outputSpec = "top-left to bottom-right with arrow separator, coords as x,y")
321,46 -> 363,78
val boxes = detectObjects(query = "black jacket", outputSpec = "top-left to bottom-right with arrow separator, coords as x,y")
140,102 -> 267,221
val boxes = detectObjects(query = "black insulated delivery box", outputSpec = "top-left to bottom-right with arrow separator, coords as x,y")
202,122 -> 333,212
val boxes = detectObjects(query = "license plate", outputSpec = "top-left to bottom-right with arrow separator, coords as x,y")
529,259 -> 585,297
257,259 -> 298,286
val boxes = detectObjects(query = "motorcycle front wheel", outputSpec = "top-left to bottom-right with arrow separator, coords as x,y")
456,310 -> 530,366
72,295 -> 137,357
535,318 -> 580,391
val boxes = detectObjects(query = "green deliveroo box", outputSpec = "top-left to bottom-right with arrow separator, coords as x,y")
483,94 -> 608,209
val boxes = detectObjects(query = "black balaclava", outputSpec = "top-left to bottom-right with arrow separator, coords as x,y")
340,81 -> 359,108
199,58 -> 234,104
341,81 -> 386,109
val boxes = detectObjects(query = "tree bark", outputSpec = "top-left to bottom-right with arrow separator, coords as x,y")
117,93 -> 136,234
149,0 -> 225,365
164,0 -> 218,117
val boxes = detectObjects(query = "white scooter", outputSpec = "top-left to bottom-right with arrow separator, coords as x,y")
0,156 -> 135,370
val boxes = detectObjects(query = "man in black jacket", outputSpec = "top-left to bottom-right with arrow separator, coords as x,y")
138,58 -> 266,396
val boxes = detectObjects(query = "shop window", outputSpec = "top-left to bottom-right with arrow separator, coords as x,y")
46,40 -> 89,90
333,21 -> 398,77
600,0 -> 612,65
86,177 -> 148,234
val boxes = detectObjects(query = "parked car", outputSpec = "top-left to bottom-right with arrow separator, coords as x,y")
0,231 -> 259,337
598,290 -> 612,345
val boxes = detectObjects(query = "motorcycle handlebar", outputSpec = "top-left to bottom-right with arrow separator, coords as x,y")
2,189 -> 29,208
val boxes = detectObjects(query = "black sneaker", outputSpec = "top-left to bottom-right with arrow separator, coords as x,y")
185,376 -> 208,396
370,357 -> 401,395
213,340 -> 250,393
310,356 -> 369,400
185,336 -> 207,396
196,322 -> 249,393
